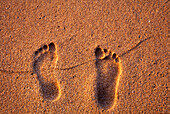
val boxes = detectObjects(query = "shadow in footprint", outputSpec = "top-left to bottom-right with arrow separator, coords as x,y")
40,81 -> 59,101
33,42 -> 61,102
95,46 -> 122,110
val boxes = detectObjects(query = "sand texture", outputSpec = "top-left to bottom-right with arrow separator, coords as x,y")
0,0 -> 168,113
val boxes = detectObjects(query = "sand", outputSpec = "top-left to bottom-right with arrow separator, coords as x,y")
0,0 -> 168,113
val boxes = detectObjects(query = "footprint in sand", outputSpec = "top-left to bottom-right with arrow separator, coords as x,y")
33,42 -> 61,102
95,46 -> 122,110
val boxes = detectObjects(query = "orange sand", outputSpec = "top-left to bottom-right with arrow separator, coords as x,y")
0,0 -> 168,113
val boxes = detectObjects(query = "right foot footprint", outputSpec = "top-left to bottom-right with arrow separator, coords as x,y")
95,46 -> 122,110
33,42 -> 61,102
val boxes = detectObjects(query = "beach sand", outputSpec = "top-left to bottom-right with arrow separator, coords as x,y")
0,0 -> 168,113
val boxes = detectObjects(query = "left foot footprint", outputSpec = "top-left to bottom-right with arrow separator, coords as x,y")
33,42 -> 61,102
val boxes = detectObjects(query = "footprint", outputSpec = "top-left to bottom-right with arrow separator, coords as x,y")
95,46 -> 122,110
33,42 -> 61,102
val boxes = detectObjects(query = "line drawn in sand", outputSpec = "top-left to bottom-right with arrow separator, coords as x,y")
0,36 -> 152,104
0,36 -> 152,73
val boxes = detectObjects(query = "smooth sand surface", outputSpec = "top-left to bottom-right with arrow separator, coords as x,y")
0,0 -> 168,113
